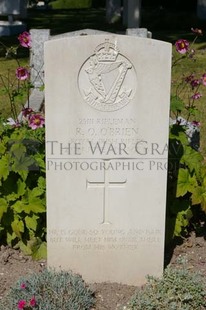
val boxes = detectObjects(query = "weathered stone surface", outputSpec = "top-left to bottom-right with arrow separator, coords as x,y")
45,34 -> 171,285
0,21 -> 26,37
126,28 -> 152,38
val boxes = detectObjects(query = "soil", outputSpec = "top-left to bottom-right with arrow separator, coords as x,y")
0,232 -> 206,310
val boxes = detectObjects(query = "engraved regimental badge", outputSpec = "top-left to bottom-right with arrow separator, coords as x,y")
78,39 -> 137,112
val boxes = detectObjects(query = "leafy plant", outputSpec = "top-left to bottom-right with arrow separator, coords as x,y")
0,31 -> 32,121
0,32 -> 46,258
127,266 -> 206,310
0,269 -> 95,310
0,121 -> 46,259
166,29 -> 206,241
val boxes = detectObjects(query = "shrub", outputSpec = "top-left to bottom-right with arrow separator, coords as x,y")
0,121 -> 46,259
127,267 -> 206,310
166,30 -> 206,241
0,268 -> 95,310
0,31 -> 46,259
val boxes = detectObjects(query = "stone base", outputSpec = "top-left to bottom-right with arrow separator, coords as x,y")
0,21 -> 26,36
126,28 -> 152,38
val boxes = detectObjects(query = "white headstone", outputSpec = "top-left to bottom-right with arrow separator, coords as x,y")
30,29 -> 50,88
45,34 -> 171,285
0,0 -> 27,37
0,0 -> 27,18
26,29 -> 109,113
126,28 -> 152,38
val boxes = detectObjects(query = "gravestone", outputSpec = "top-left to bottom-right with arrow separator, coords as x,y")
45,34 -> 171,285
24,29 -> 109,115
0,0 -> 27,17
30,29 -> 50,89
123,0 -> 142,28
197,0 -> 206,19
106,0 -> 121,23
19,29 -> 50,120
0,0 -> 27,36
126,28 -> 152,38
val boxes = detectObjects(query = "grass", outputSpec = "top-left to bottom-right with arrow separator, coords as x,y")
0,54 -> 28,119
0,5 -> 206,153
171,41 -> 206,155
49,0 -> 92,9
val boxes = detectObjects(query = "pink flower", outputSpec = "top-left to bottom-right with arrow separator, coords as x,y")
6,117 -> 20,127
22,107 -> 33,117
16,67 -> 29,81
192,121 -> 200,127
29,296 -> 36,307
201,73 -> 206,86
189,49 -> 195,58
185,74 -> 195,83
28,114 -> 45,130
20,282 -> 26,289
18,31 -> 31,48
191,92 -> 202,100
190,79 -> 200,89
18,299 -> 26,309
191,27 -> 203,36
175,39 -> 190,54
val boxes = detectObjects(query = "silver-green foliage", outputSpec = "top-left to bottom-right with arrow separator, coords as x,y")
128,267 -> 206,310
0,269 -> 95,310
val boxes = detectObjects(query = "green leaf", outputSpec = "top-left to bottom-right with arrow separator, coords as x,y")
174,208 -> 193,237
29,187 -> 45,198
10,142 -> 26,161
176,168 -> 197,197
170,95 -> 185,113
38,176 -> 46,189
17,179 -> 26,196
18,170 -> 28,181
33,156 -> 45,171
169,126 -> 189,146
11,218 -> 24,238
25,214 -> 39,231
201,193 -> 206,213
6,192 -> 18,202
32,241 -> 47,260
18,240 -> 32,255
12,200 -> 27,213
0,198 -> 8,220
10,142 -> 36,176
191,186 -> 204,205
181,146 -> 203,174
0,143 -> 6,155
0,154 -> 10,183
28,197 -> 46,213
6,232 -> 17,245
12,155 -> 35,173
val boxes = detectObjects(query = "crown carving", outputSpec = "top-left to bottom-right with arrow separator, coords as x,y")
94,39 -> 119,62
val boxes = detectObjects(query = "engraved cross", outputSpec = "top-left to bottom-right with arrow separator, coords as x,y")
86,170 -> 127,225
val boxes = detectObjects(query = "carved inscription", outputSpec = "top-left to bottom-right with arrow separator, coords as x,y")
78,39 -> 137,111
48,228 -> 162,250
75,117 -> 139,153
